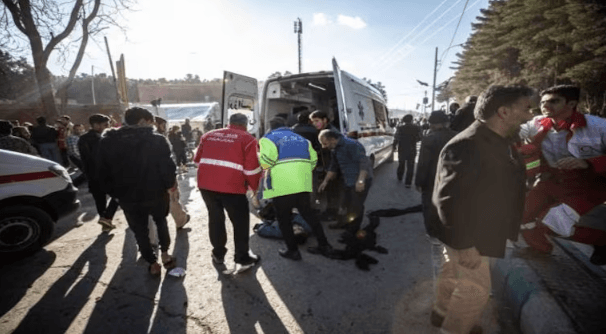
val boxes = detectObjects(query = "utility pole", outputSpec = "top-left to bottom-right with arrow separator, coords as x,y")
91,65 -> 96,105
294,18 -> 302,73
431,47 -> 438,112
104,36 -> 123,109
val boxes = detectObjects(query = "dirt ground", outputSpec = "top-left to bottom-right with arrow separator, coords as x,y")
0,161 -> 515,334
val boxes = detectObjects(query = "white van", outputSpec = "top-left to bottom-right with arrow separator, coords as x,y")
220,58 -> 395,167
0,149 -> 79,260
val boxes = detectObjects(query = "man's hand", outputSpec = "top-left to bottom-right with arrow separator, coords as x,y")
251,193 -> 260,209
458,247 -> 481,269
355,180 -> 365,192
318,181 -> 328,193
556,157 -> 588,170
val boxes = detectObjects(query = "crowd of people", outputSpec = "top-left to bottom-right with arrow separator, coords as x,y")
1,83 -> 605,334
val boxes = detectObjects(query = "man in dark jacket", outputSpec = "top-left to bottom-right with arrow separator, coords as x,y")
319,130 -> 373,233
431,85 -> 534,334
394,114 -> 421,186
414,111 -> 456,239
97,107 -> 177,276
292,110 -> 320,152
310,110 -> 341,219
78,114 -> 118,231
450,95 -> 477,132
31,116 -> 61,163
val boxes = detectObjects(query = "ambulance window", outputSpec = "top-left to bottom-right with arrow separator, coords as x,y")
227,95 -> 255,132
372,100 -> 387,130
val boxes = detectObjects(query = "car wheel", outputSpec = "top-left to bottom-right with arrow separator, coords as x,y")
0,206 -> 55,260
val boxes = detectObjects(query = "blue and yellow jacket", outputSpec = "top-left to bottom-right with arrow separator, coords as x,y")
258,127 -> 317,199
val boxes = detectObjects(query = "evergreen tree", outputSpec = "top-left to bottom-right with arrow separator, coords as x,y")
451,0 -> 606,116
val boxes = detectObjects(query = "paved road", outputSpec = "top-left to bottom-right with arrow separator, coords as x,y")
0,160 -> 518,334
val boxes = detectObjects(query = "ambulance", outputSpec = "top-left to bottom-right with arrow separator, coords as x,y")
0,149 -> 80,260
220,58 -> 395,167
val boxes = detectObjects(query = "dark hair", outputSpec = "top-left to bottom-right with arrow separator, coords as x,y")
124,107 -> 154,125
268,117 -> 287,130
540,85 -> 580,103
297,110 -> 311,123
0,120 -> 13,135
12,126 -> 28,137
36,116 -> 46,125
318,129 -> 341,140
310,110 -> 329,120
449,103 -> 460,112
402,114 -> 413,123
89,113 -> 111,126
229,113 -> 248,127
474,85 -> 535,122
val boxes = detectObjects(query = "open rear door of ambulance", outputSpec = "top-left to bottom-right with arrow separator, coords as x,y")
332,57 -> 352,134
221,71 -> 259,136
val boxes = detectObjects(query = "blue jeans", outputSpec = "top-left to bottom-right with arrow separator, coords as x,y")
38,143 -> 62,164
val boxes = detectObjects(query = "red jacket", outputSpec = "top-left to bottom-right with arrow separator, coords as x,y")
194,124 -> 262,194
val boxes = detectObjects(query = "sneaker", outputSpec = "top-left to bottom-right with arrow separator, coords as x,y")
98,217 -> 116,230
278,248 -> 302,261
235,253 -> 260,272
212,253 -> 224,264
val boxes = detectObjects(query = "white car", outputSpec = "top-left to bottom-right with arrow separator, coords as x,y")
0,149 -> 79,260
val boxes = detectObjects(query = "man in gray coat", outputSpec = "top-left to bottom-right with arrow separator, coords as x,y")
431,85 -> 534,334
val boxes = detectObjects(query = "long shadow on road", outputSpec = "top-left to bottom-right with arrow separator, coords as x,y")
219,265 -> 290,334
0,249 -> 56,318
11,233 -> 113,334
83,229 -> 160,334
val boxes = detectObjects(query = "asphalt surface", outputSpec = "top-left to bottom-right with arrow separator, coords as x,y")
0,160 -> 520,334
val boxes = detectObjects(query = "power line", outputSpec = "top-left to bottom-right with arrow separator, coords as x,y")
378,0 -> 465,72
373,0 -> 451,67
437,0 -> 483,73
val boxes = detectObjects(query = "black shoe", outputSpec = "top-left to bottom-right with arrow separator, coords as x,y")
430,310 -> 483,334
236,252 -> 260,272
590,245 -> 606,266
308,244 -> 335,257
278,248 -> 302,261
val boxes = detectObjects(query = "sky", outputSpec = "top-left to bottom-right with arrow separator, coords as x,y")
46,0 -> 491,110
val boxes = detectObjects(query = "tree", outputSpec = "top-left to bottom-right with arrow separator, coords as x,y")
0,49 -> 35,100
1,0 -> 134,118
451,0 -> 606,116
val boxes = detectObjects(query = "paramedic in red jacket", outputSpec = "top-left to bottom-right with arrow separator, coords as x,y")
519,85 -> 606,265
194,113 -> 263,272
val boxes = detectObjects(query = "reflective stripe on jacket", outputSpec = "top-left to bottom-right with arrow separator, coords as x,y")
194,124 -> 262,194
259,127 -> 317,199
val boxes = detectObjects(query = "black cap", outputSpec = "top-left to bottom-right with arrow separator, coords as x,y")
428,111 -> 449,124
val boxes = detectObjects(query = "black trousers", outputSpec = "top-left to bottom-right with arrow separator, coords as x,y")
421,188 -> 443,238
273,192 -> 329,251
121,197 -> 170,264
200,189 -> 251,263
89,180 -> 119,220
342,178 -> 373,233
397,152 -> 415,185
68,155 -> 87,186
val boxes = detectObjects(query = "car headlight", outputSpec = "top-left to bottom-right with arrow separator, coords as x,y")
48,164 -> 71,183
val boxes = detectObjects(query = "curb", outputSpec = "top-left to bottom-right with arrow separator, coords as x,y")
492,243 -> 577,334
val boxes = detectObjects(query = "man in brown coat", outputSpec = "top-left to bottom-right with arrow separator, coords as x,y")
431,85 -> 534,334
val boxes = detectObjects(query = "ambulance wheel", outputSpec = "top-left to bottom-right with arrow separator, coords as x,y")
0,206 -> 55,260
